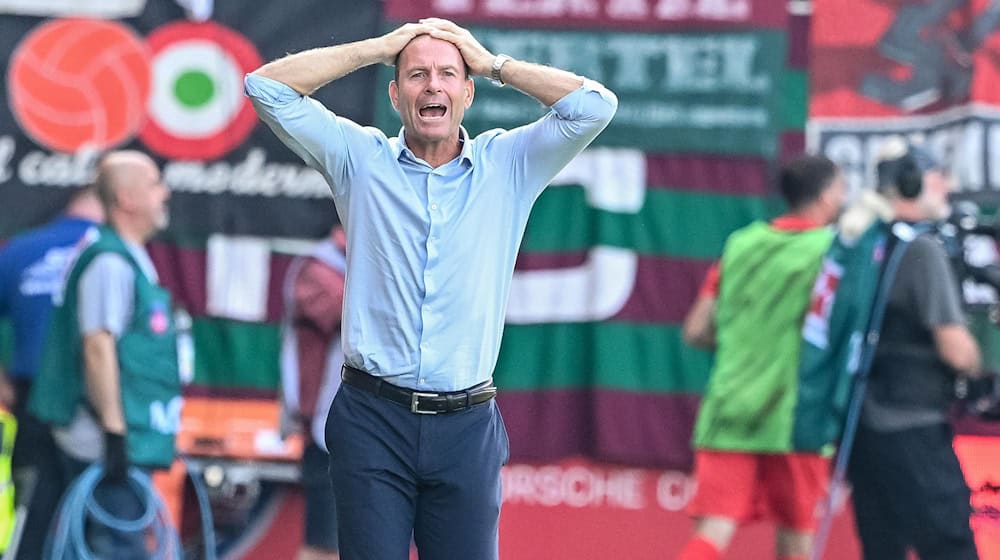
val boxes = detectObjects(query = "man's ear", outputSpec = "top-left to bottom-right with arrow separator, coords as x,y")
819,186 -> 835,208
388,80 -> 399,112
113,184 -> 135,212
464,77 -> 474,109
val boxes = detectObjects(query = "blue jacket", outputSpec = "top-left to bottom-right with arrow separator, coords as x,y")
0,217 -> 98,379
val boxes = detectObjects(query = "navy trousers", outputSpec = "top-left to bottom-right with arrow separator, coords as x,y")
326,383 -> 509,560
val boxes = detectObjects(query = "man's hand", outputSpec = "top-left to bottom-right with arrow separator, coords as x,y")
422,17 -> 589,107
103,431 -> 129,484
378,23 -> 434,66
682,295 -> 717,351
421,18 -> 495,77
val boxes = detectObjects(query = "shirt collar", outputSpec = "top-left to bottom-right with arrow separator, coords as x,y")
771,214 -> 821,231
394,126 -> 474,166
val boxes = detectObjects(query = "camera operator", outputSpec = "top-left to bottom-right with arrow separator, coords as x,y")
847,137 -> 982,560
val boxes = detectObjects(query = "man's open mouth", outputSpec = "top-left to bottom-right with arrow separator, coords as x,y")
419,103 -> 447,118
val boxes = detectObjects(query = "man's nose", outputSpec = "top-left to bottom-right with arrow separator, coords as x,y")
425,74 -> 442,92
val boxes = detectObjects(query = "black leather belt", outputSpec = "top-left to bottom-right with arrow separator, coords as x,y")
341,364 -> 497,415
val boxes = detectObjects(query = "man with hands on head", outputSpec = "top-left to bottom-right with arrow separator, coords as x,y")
246,17 -> 616,560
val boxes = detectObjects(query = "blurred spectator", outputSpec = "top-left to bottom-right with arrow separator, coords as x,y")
0,184 -> 104,559
679,155 -> 845,560
846,138 -> 981,560
280,225 -> 346,560
29,150 -> 181,558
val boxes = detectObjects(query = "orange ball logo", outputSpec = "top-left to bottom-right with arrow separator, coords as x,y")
8,18 -> 151,153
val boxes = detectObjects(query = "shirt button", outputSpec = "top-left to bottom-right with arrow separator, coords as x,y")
419,378 -> 427,384
430,203 -> 438,211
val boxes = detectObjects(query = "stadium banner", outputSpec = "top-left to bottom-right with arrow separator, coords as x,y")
145,149 -> 778,400
384,0 -> 789,30
808,0 -> 1000,198
0,1 -> 381,239
374,27 -> 791,155
497,149 -> 775,467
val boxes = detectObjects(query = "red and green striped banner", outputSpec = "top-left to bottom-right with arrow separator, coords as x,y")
0,1 -> 804,471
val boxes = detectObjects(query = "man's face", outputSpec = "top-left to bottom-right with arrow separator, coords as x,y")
820,171 -> 848,225
919,168 -> 953,221
389,35 -> 473,148
133,161 -> 170,232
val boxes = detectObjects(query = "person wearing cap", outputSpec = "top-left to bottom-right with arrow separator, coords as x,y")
0,185 -> 104,559
844,137 -> 981,559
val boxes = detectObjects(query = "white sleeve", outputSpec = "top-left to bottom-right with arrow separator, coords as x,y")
77,253 -> 135,338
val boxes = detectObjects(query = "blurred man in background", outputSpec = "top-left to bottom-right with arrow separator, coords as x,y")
846,138 -> 981,560
280,225 -> 346,560
247,16 -> 616,560
0,184 -> 104,559
680,155 -> 845,560
29,150 -> 181,558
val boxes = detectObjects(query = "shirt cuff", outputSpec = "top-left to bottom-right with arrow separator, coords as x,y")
549,78 -> 618,118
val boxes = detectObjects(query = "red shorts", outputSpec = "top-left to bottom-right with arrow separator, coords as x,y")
686,450 -> 831,531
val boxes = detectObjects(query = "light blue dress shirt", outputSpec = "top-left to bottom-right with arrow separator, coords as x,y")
245,73 -> 617,391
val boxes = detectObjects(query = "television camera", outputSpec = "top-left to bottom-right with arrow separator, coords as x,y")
937,200 -> 1000,420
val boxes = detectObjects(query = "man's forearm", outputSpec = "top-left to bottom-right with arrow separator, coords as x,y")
253,22 -> 433,95
82,331 -> 126,434
253,38 -> 388,96
498,59 -> 584,107
935,324 -> 982,377
682,296 -> 717,351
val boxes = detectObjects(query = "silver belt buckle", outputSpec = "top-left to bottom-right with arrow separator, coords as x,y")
410,391 -> 440,414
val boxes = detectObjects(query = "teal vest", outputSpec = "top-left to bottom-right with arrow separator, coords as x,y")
693,222 -> 833,452
30,227 -> 180,468
794,220 -> 924,451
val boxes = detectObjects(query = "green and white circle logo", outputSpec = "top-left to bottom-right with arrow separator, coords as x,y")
140,22 -> 261,160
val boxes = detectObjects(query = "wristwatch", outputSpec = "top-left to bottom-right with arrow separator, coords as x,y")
491,54 -> 512,87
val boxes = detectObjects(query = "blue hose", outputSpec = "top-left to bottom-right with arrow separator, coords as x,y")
187,460 -> 216,559
46,465 -> 179,560
46,461 -> 217,560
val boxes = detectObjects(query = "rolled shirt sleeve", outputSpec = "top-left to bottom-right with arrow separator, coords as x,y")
488,79 -> 618,201
244,74 -> 384,196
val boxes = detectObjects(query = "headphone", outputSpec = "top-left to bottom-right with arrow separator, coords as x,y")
876,149 -> 924,199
